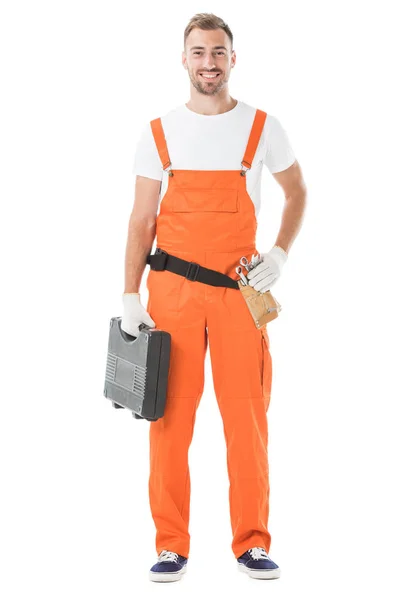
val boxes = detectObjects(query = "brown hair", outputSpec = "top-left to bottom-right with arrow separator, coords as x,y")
183,13 -> 233,50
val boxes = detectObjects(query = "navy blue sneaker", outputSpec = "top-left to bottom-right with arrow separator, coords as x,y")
237,546 -> 281,579
149,550 -> 188,582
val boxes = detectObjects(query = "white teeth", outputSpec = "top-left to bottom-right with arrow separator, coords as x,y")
201,73 -> 219,78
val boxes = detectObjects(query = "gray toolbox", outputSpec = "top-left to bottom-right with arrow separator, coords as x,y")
103,317 -> 171,421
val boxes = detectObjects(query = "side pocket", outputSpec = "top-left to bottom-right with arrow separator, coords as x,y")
145,269 -> 184,328
261,326 -> 272,412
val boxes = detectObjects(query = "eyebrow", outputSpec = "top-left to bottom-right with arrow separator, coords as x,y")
189,45 -> 228,51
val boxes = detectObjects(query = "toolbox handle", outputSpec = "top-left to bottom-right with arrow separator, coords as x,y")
116,319 -> 150,344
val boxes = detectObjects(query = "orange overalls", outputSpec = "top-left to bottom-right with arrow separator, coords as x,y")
146,109 -> 272,560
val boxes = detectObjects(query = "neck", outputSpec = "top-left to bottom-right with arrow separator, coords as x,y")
185,95 -> 238,116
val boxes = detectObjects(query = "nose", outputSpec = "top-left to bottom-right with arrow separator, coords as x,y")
202,53 -> 217,70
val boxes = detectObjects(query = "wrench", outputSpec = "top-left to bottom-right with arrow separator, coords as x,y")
235,266 -> 248,285
239,256 -> 253,273
251,253 -> 262,267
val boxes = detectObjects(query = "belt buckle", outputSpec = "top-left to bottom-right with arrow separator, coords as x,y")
185,261 -> 200,282
153,248 -> 168,271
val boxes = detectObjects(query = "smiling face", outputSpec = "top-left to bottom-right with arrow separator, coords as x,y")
182,27 -> 236,96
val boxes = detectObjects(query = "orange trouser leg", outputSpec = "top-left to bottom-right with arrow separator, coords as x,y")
206,282 -> 273,559
146,273 -> 207,558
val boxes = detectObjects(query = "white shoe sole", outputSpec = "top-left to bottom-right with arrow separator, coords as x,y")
238,563 -> 281,579
149,564 -> 187,582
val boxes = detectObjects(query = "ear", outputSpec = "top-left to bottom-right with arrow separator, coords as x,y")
181,51 -> 187,69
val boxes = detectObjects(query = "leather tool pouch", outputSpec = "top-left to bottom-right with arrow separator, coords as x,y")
237,281 -> 282,327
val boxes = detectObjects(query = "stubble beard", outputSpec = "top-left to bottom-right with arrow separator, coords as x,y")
188,69 -> 228,96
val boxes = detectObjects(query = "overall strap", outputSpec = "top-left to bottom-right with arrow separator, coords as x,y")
150,118 -> 171,170
241,109 -> 267,170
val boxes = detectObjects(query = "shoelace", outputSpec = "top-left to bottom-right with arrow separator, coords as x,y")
158,550 -> 179,563
249,547 -> 270,560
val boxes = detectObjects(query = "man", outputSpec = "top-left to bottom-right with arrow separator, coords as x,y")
122,13 -> 307,583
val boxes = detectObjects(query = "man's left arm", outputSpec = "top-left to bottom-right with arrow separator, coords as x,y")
246,159 -> 307,292
272,159 -> 307,255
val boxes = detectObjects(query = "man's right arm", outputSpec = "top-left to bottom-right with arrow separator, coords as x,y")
123,175 -> 161,294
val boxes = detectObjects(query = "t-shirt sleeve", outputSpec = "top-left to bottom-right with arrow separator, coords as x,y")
132,122 -> 163,181
263,115 -> 296,174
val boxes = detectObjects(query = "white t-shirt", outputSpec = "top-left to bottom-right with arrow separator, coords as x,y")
132,100 -> 296,217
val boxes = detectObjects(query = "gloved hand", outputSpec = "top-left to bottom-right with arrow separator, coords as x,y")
120,293 -> 155,338
246,245 -> 288,292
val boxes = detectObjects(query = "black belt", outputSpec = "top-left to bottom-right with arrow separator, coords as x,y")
146,248 -> 240,290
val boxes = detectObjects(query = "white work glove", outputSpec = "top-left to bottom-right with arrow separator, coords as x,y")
120,293 -> 155,338
246,246 -> 288,292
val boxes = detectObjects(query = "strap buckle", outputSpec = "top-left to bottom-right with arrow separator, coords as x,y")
163,162 -> 174,177
185,261 -> 200,282
152,248 -> 168,270
240,162 -> 251,176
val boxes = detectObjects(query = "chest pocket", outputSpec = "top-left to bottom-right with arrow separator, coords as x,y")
172,188 -> 238,212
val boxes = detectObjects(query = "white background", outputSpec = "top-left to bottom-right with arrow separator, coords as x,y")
1,1 -> 400,598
